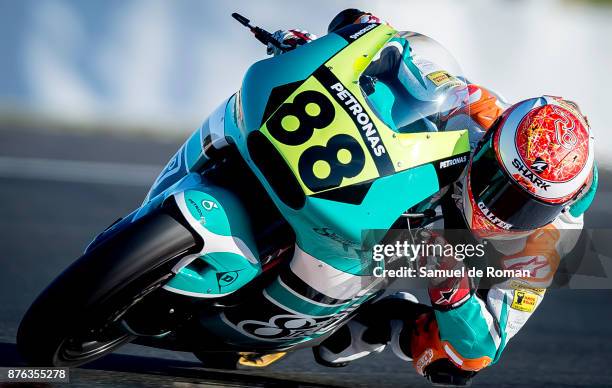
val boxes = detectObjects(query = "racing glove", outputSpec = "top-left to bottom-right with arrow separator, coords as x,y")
266,29 -> 317,56
411,313 -> 477,386
416,230 -> 474,310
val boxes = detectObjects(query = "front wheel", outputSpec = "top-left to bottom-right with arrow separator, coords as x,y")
17,207 -> 198,367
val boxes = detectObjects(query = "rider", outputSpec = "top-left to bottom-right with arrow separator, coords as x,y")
268,8 -> 598,385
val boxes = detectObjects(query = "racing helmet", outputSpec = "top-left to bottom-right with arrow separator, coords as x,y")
463,96 -> 594,238
328,9 -> 379,33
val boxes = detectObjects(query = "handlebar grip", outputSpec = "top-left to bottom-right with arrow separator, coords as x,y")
231,13 -> 251,27
252,27 -> 283,50
231,12 -> 285,53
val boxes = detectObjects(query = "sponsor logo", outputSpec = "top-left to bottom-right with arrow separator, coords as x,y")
349,23 -> 377,40
440,155 -> 467,169
511,290 -> 538,312
152,149 -> 183,190
512,158 -> 551,190
477,202 -> 513,230
416,348 -> 434,375
426,71 -> 452,87
235,298 -> 366,341
313,227 -> 360,248
202,200 -> 219,211
504,255 -> 550,280
432,287 -> 471,308
238,314 -> 326,340
330,82 -> 387,157
530,157 -> 548,173
187,198 -> 204,218
508,280 -> 546,296
217,271 -> 239,288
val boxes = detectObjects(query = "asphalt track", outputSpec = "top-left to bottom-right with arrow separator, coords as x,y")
1,127 -> 612,387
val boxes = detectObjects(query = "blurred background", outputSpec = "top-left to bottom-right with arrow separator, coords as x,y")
0,0 -> 611,153
1,1 -> 612,387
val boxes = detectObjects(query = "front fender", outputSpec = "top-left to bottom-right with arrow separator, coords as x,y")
161,176 -> 262,298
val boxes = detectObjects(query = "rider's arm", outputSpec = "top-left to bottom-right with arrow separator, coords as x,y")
415,89 -> 598,378
412,209 -> 589,381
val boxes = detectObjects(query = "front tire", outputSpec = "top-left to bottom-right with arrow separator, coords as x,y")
17,207 -> 198,367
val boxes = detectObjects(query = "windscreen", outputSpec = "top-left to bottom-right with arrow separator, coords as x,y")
360,31 -> 469,134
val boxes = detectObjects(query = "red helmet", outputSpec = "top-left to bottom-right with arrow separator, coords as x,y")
463,96 -> 594,238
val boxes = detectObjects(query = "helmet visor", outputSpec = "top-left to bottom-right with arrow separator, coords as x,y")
469,131 -> 564,231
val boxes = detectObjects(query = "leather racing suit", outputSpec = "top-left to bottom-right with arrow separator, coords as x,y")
270,9 -> 598,385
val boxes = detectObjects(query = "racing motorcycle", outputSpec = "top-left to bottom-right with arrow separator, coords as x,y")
17,13 -> 471,368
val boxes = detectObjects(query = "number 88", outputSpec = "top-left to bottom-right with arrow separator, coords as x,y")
267,90 -> 335,146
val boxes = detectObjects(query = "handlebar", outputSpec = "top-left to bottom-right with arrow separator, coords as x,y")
231,12 -> 286,52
